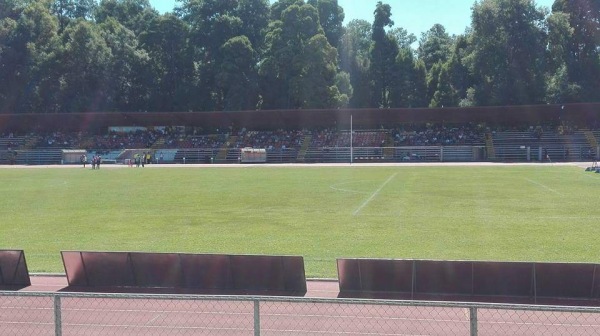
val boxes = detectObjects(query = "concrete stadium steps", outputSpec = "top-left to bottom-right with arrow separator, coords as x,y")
15,148 -> 62,165
327,130 -> 390,147
485,133 -> 496,160
3,129 -> 598,165
77,136 -> 96,149
563,131 -> 594,160
215,136 -> 236,162
0,136 -> 25,149
383,147 -> 395,159
304,147 -> 351,163
174,148 -> 218,164
265,148 -> 299,163
585,130 -> 598,148
491,129 -> 593,161
114,149 -> 137,162
0,136 -> 26,164
303,146 -> 482,163
150,137 -> 166,149
0,150 -> 14,164
296,135 -> 312,162
20,135 -> 41,149
225,148 -> 241,163
154,149 -> 177,162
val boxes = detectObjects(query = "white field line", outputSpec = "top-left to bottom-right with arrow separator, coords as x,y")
350,214 -> 597,220
353,173 -> 397,216
581,172 -> 600,181
329,181 -> 371,195
524,178 -> 563,196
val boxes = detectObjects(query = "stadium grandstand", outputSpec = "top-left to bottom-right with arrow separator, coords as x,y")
0,103 -> 599,165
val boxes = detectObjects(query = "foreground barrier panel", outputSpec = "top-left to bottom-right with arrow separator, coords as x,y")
61,251 -> 306,295
0,250 -> 30,290
337,258 -> 600,306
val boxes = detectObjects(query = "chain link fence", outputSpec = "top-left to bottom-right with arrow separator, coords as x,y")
1,291 -> 599,335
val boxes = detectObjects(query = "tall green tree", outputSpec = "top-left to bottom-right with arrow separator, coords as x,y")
417,23 -> 452,71
446,34 -> 471,102
546,12 -> 572,71
369,1 -> 398,108
269,0 -> 302,21
217,35 -> 259,110
470,0 -> 547,105
411,59 -> 428,107
1,0 -> 28,20
546,63 -> 581,104
389,27 -> 416,49
178,0 -> 238,110
0,8 -> 21,111
388,47 -> 414,107
236,0 -> 270,53
307,0 -> 344,49
545,11 -> 580,103
0,0 -> 61,113
52,0 -> 97,31
179,0 -> 266,110
387,27 -> 416,108
99,17 -> 151,111
96,0 -> 158,36
430,62 -> 456,107
426,61 -> 442,105
334,71 -> 352,107
339,19 -> 371,107
139,14 -> 193,111
178,0 -> 241,53
57,20 -> 112,112
260,1 -> 344,109
296,33 -> 346,108
551,0 -> 600,101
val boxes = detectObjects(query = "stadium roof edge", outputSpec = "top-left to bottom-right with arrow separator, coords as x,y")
0,103 -> 598,133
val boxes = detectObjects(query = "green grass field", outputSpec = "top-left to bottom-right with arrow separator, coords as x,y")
1,164 -> 599,278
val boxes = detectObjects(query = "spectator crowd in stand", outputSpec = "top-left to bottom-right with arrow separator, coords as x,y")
391,123 -> 485,146
2,122 -> 597,154
233,128 -> 305,150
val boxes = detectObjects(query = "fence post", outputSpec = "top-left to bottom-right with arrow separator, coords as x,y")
253,299 -> 260,336
469,307 -> 478,336
54,295 -> 62,336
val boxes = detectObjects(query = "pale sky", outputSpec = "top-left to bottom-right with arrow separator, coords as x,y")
149,0 -> 555,38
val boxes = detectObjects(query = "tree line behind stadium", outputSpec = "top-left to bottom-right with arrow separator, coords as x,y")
1,0 -> 599,115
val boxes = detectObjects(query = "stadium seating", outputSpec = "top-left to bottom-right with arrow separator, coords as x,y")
1,123 -> 598,164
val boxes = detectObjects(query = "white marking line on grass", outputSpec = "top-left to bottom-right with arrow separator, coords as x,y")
353,173 -> 397,216
330,181 -> 371,195
581,173 -> 600,181
524,178 -> 563,196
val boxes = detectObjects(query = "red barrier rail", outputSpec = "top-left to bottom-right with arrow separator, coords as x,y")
0,249 -> 30,289
61,251 -> 306,296
338,259 -> 600,306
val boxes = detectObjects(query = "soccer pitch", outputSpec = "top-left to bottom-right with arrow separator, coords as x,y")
1,164 -> 599,278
